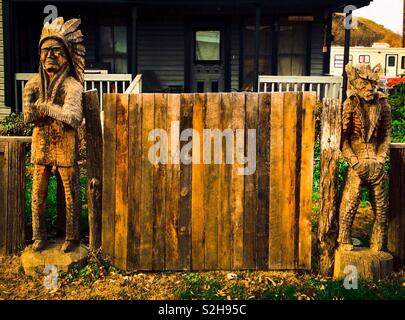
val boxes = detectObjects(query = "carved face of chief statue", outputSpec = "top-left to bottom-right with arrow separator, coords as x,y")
40,39 -> 69,78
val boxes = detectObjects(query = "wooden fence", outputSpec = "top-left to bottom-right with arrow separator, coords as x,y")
0,137 -> 30,256
102,92 -> 317,271
388,143 -> 405,268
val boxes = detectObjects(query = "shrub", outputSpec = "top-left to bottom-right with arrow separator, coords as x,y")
0,113 -> 33,136
388,84 -> 405,143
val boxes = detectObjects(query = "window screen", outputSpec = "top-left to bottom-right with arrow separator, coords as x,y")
100,19 -> 128,73
195,31 -> 221,61
242,18 -> 272,91
277,21 -> 308,76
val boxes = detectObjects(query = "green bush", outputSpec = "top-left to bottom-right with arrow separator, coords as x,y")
388,84 -> 405,143
0,113 -> 33,136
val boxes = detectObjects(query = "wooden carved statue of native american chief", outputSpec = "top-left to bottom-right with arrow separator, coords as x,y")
23,17 -> 85,253
338,63 -> 391,252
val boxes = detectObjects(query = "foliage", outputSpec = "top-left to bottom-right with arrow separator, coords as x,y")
388,84 -> 405,143
59,259 -> 114,287
332,14 -> 402,48
0,113 -> 33,136
176,273 -> 225,300
25,174 -> 88,239
260,277 -> 405,300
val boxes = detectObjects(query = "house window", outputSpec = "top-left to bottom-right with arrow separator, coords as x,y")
195,30 -> 221,62
359,55 -> 370,63
99,18 -> 128,73
242,18 -> 272,90
277,20 -> 308,76
334,54 -> 353,68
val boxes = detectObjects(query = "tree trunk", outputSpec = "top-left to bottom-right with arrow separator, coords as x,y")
334,248 -> 393,281
318,98 -> 342,276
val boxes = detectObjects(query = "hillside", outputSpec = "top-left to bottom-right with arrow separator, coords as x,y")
332,13 -> 402,47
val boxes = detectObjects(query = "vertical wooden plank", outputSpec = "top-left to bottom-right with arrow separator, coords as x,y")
0,142 -> 7,256
83,90 -> 103,252
204,93 -> 220,270
191,93 -> 205,270
318,99 -> 342,275
218,93 -> 233,270
389,146 -> 405,267
231,93 -> 245,269
127,94 -> 142,270
140,93 -> 155,270
178,94 -> 193,270
256,93 -> 271,270
165,94 -> 181,270
244,93 -> 258,269
115,94 -> 129,269
298,93 -> 316,270
152,93 -> 167,271
102,94 -> 117,260
269,93 -> 284,269
7,142 -> 15,254
282,92 -> 298,269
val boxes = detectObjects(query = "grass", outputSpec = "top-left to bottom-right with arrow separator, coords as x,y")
173,271 -> 405,300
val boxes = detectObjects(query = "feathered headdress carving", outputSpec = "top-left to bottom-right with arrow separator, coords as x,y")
39,17 -> 85,83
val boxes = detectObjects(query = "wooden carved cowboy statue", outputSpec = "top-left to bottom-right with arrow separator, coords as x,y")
23,17 -> 85,253
338,63 -> 391,252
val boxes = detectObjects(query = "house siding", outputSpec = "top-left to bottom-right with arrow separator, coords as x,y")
310,15 -> 325,76
137,15 -> 185,92
0,1 -> 10,119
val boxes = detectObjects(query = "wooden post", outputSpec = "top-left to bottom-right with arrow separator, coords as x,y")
318,99 -> 342,276
0,136 -> 31,256
83,90 -> 103,252
388,143 -> 405,269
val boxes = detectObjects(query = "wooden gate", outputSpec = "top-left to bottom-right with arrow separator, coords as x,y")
102,92 -> 316,271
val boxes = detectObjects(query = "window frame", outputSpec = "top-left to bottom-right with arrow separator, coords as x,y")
194,29 -> 222,64
99,17 -> 129,73
359,55 -> 370,64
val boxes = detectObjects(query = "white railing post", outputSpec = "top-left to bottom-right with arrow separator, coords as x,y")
257,75 -> 343,101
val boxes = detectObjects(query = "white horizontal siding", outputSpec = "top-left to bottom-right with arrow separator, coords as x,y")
310,16 -> 325,76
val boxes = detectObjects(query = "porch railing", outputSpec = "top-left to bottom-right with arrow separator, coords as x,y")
258,75 -> 343,101
14,73 -> 133,112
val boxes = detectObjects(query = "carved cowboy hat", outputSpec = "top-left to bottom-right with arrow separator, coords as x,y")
39,17 -> 85,83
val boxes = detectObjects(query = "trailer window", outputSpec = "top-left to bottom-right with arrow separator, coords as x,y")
334,54 -> 353,68
359,55 -> 370,63
402,57 -> 405,69
388,56 -> 396,67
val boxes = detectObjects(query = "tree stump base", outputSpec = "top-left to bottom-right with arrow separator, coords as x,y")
333,247 -> 393,281
21,239 -> 88,276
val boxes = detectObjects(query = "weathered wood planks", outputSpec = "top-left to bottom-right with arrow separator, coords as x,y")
101,92 -> 316,271
388,144 -> 405,269
0,137 -> 29,256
